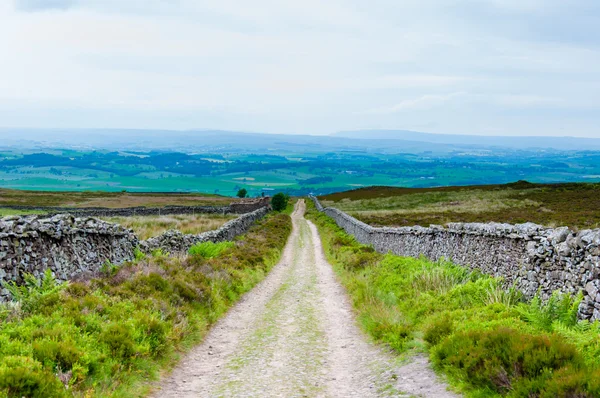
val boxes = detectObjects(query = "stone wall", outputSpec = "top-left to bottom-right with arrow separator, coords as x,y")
139,206 -> 270,254
0,214 -> 138,299
2,198 -> 270,218
0,202 -> 271,300
309,196 -> 600,320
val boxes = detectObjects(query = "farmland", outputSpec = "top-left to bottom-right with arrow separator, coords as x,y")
2,145 -> 600,198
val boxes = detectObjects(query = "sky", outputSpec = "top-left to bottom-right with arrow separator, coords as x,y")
0,0 -> 599,137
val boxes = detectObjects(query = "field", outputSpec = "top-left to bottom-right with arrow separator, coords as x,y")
102,214 -> 237,240
0,189 -> 233,209
2,146 -> 600,197
320,181 -> 600,229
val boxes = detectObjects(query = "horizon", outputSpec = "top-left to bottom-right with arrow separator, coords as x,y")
0,126 -> 599,140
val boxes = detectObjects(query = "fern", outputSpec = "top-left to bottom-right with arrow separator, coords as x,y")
2,269 -> 67,313
100,260 -> 119,276
133,247 -> 146,261
517,291 -> 582,332
188,241 -> 234,259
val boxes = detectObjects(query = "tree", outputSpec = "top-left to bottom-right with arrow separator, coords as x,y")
271,192 -> 289,211
236,188 -> 248,198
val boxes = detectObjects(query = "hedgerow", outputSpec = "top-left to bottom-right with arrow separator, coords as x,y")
306,202 -> 600,397
0,212 -> 291,397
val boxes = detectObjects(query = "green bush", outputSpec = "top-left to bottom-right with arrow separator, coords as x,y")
433,327 -> 583,394
423,315 -> 454,346
32,340 -> 81,371
0,356 -> 67,398
271,192 -> 289,212
99,324 -> 137,358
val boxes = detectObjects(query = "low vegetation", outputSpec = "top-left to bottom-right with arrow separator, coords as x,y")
320,181 -> 600,229
103,214 -> 237,240
0,212 -> 292,397
0,208 -> 45,217
307,202 -> 600,397
0,189 -> 232,209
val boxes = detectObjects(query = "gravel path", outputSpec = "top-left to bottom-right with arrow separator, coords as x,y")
150,200 -> 458,397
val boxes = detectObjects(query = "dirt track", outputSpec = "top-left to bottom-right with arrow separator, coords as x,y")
150,200 -> 457,397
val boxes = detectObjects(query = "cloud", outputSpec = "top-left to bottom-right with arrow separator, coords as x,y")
365,93 -> 467,114
14,0 -> 75,11
0,0 -> 599,136
366,92 -> 569,115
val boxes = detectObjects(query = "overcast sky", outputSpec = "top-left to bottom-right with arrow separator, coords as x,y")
1,0 -> 599,137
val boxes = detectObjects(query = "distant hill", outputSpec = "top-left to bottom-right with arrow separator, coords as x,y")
333,130 -> 600,151
0,128 -> 457,154
5,127 -> 600,154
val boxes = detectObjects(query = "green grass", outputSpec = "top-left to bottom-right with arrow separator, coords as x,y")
306,201 -> 600,397
0,212 -> 292,397
0,208 -> 45,217
320,181 -> 600,229
188,241 -> 235,259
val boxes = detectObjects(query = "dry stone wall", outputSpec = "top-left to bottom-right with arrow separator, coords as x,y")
139,206 -> 270,254
0,203 -> 271,300
309,196 -> 600,320
2,198 -> 270,218
0,214 -> 138,299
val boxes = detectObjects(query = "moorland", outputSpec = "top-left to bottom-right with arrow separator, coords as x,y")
320,181 -> 600,229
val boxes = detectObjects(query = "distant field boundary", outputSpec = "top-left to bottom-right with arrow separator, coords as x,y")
0,197 -> 270,217
308,195 -> 600,321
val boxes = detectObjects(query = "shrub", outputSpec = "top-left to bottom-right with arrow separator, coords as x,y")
0,356 -> 66,397
99,324 -> 137,359
271,192 -> 289,212
432,327 -> 582,394
424,315 -> 454,346
32,340 -> 81,371
236,188 -> 248,198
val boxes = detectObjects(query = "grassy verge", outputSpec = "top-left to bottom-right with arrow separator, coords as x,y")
0,212 -> 291,397
306,201 -> 600,397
